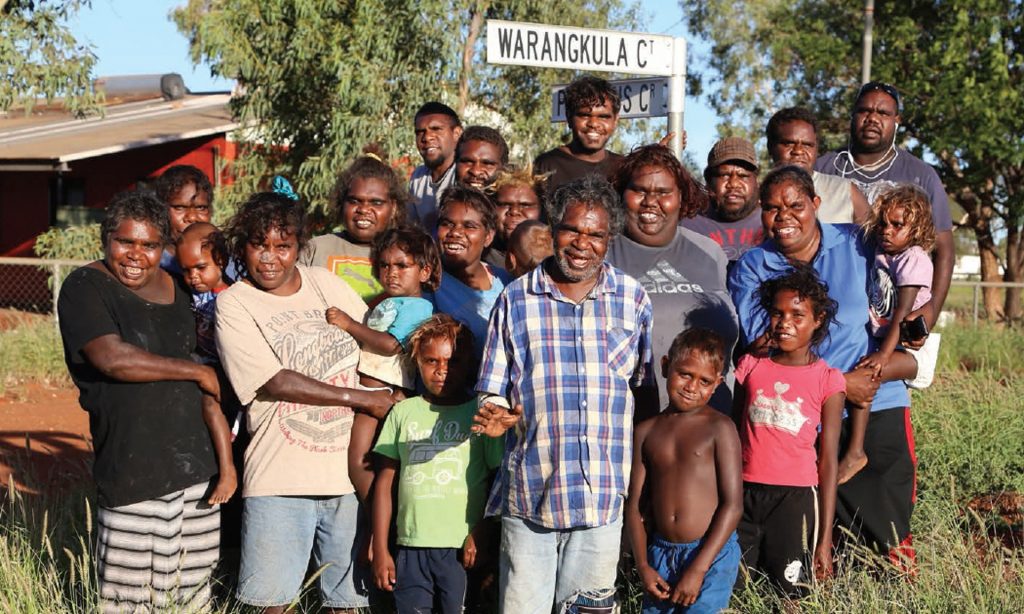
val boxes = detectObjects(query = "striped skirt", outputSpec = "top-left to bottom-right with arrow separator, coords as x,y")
96,481 -> 220,613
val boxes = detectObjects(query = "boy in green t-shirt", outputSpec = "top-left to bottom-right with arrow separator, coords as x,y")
372,314 -> 504,613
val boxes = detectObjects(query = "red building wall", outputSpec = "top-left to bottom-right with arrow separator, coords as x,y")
0,135 -> 235,256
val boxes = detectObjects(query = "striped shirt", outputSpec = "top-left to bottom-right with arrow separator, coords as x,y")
477,260 -> 654,529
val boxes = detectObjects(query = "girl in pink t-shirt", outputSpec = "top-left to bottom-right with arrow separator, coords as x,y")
733,265 -> 846,598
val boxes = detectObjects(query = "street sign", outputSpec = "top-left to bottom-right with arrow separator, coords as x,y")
486,20 -> 674,76
552,78 -> 668,122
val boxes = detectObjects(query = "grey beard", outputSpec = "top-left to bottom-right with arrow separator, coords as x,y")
554,251 -> 600,283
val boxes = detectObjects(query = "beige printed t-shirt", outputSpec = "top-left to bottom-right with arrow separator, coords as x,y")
215,265 -> 368,498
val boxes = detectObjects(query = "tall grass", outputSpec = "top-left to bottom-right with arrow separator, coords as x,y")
0,317 -> 69,395
0,322 -> 1021,611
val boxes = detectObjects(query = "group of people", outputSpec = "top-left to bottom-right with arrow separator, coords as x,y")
56,75 -> 952,613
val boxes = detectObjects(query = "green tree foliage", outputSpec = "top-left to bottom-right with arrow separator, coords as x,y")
683,0 -> 1024,320
0,0 -> 102,116
172,0 -> 640,215
33,224 -> 101,261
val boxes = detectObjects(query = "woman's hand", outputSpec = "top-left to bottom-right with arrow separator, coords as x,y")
855,350 -> 891,380
194,364 -> 221,402
843,367 -> 879,408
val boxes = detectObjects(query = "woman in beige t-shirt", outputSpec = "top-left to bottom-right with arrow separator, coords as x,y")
216,192 -> 395,612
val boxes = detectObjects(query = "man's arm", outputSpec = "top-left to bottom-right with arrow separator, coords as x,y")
850,183 -> 871,224
920,230 -> 954,328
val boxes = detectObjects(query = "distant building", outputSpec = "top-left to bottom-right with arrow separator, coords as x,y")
0,84 -> 238,256
953,254 -> 1004,279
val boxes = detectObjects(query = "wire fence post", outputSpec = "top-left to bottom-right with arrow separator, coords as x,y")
972,284 -> 980,326
52,262 -> 63,330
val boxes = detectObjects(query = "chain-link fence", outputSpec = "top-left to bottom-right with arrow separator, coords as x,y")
1,257 -> 1022,327
0,258 -> 88,323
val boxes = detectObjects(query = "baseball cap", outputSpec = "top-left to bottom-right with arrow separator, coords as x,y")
706,137 -> 758,172
856,81 -> 901,113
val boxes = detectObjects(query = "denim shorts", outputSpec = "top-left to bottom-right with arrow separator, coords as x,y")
642,532 -> 740,614
236,493 -> 369,608
499,514 -> 623,614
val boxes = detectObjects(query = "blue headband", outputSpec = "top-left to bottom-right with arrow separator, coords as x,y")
272,175 -> 299,201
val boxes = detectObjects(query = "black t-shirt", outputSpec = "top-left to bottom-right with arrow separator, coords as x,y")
533,147 -> 623,193
58,266 -> 217,507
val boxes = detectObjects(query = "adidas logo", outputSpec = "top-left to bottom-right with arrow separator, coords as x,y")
637,260 -> 705,295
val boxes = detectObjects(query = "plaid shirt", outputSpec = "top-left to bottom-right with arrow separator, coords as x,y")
477,260 -> 654,529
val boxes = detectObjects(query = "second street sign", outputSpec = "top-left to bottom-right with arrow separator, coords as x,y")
551,78 -> 669,122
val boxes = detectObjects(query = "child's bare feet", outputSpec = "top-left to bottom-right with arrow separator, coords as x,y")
837,450 -> 868,485
208,468 -> 238,505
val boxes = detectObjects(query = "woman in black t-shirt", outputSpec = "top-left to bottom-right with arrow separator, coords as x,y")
58,191 -> 221,611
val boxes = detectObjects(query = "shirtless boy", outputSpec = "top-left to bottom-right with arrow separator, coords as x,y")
626,328 -> 743,613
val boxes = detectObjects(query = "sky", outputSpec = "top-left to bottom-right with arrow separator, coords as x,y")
71,0 -> 720,159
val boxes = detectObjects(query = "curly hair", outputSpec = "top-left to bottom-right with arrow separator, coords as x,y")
154,165 -> 213,206
664,327 -> 727,376
757,263 -> 838,351
456,125 -> 510,167
332,155 -> 410,227
491,166 -> 549,205
546,175 -> 624,237
564,76 -> 621,117
863,184 -> 936,253
223,192 -> 309,273
613,144 -> 709,219
759,165 -> 817,206
101,190 -> 171,247
766,107 -> 819,149
408,314 -> 476,367
438,185 -> 498,234
370,226 -> 442,292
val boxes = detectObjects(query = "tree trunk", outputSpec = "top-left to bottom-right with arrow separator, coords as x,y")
964,197 -> 1004,321
457,2 -> 488,117
1003,223 -> 1022,321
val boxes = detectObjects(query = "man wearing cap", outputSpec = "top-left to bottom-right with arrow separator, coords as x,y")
409,102 -> 464,230
682,137 -> 763,267
766,106 -> 870,223
815,81 -> 954,331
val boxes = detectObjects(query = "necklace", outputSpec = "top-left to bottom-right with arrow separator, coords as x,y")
834,145 -> 900,181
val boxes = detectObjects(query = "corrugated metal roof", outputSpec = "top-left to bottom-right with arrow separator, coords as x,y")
0,94 -> 238,166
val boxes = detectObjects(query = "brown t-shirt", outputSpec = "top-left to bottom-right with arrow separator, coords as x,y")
533,147 -> 623,193
215,265 -> 368,497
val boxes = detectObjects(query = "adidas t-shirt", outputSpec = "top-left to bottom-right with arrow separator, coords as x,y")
606,228 -> 738,413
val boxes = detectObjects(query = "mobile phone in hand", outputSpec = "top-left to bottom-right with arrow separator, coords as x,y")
900,315 -> 929,342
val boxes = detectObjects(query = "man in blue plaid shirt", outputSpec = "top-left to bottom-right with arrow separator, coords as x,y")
473,175 -> 655,614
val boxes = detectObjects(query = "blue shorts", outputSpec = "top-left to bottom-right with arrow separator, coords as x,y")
394,546 -> 466,614
236,493 -> 369,608
642,532 -> 740,614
